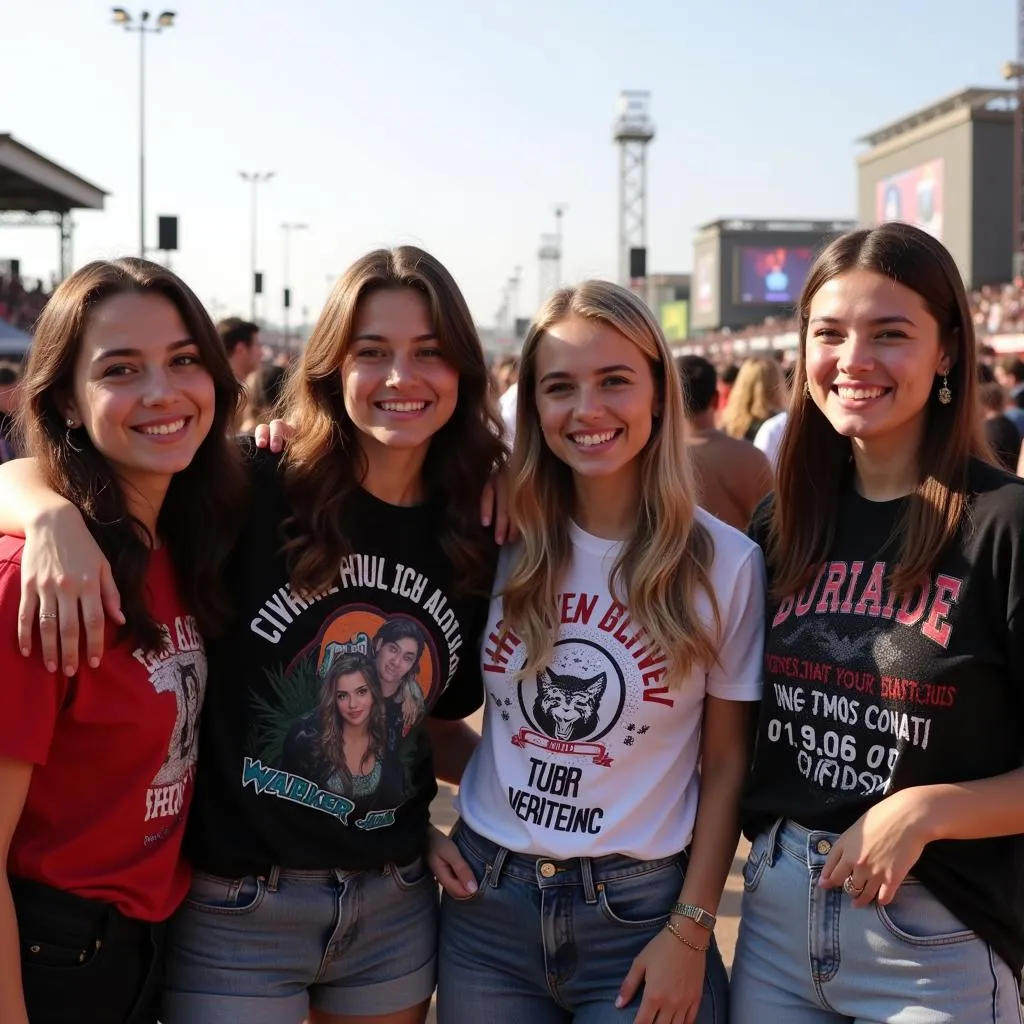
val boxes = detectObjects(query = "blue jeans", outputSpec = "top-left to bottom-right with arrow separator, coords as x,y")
161,860 -> 437,1023
731,819 -> 1024,1024
437,821 -> 729,1024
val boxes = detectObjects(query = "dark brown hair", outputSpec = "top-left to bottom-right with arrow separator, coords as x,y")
769,222 -> 989,599
17,258 -> 248,652
277,246 -> 505,595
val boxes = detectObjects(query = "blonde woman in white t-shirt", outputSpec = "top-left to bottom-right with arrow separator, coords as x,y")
432,281 -> 766,1024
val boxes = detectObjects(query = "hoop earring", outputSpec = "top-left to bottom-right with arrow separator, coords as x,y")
937,375 -> 952,405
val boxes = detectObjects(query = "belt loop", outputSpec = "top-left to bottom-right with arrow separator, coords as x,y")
766,818 -> 784,867
266,865 -> 281,893
488,846 -> 509,889
581,858 -> 597,904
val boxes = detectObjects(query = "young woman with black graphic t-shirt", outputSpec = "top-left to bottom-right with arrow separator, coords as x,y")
732,223 -> 1024,1024
0,258 -> 245,1024
432,281 -> 765,1024
0,247 -> 505,1024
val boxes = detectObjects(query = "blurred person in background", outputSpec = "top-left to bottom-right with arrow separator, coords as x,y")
216,317 -> 262,384
677,355 -> 773,530
715,363 -> 739,424
492,354 -> 519,397
978,366 -> 1021,473
0,361 -> 21,463
720,356 -> 787,442
239,364 -> 288,435
994,355 -> 1024,434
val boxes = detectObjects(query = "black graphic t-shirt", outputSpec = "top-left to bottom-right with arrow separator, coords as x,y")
743,460 -> 1024,973
186,448 -> 488,875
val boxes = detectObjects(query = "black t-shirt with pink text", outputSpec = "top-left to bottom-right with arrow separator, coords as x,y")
743,460 -> 1024,974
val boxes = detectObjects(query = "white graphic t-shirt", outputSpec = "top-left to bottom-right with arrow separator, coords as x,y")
458,510 -> 766,860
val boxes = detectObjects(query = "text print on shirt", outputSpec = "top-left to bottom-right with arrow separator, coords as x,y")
132,614 -> 206,836
482,598 -> 679,838
766,559 -> 963,799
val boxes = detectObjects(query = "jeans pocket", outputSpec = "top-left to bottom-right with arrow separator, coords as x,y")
742,830 -> 772,894
597,861 -> 684,928
389,856 -> 431,891
183,871 -> 266,916
22,934 -> 101,970
874,879 -> 977,947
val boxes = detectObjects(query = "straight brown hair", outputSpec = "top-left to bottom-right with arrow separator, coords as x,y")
17,258 -> 248,652
769,223 -> 990,599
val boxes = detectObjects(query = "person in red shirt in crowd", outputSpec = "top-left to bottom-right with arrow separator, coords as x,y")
0,258 -> 245,1024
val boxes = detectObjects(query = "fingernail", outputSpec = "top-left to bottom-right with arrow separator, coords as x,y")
46,661 -> 56,673
89,657 -> 100,669
482,515 -> 491,526
615,997 -> 624,1009
20,647 -> 29,657
64,665 -> 74,676
117,611 -> 126,624
466,879 -> 478,894
256,437 -> 266,447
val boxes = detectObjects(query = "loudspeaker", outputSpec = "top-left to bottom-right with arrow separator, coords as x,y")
629,247 -> 647,280
157,216 -> 178,251
254,272 -> 263,295
283,288 -> 291,309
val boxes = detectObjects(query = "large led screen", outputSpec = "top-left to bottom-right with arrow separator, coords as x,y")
736,246 -> 813,305
874,159 -> 944,241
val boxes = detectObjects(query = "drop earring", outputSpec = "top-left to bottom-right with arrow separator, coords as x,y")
937,375 -> 952,405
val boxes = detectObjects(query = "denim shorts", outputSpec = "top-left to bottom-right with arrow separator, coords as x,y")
731,818 -> 1024,1024
161,858 -> 438,1023
437,820 -> 729,1024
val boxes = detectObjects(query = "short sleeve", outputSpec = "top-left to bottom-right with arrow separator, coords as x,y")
430,597 -> 486,721
706,544 -> 766,701
0,556 -> 67,764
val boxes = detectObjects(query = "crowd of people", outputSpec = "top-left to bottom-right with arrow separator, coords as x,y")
0,223 -> 1021,1024
0,273 -> 51,335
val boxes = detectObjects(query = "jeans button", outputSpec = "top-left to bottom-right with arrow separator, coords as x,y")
816,839 -> 832,855
539,862 -> 557,878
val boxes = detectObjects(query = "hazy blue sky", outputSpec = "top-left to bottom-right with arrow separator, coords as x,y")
0,0 -> 1015,328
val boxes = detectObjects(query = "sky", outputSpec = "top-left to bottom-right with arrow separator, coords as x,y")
0,0 -> 1015,332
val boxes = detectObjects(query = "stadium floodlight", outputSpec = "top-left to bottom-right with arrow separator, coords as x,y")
1004,61 -> 1024,82
157,10 -> 175,27
111,7 -> 131,23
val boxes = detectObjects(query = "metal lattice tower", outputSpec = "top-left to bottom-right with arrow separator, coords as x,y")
537,204 -> 567,306
613,91 -> 655,286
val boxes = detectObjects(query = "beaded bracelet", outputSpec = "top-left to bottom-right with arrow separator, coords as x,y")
664,920 -> 710,952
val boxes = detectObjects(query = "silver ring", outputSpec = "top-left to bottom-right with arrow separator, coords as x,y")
842,875 -> 865,896
38,612 -> 57,621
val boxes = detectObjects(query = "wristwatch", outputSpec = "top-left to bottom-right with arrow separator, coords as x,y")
670,902 -> 716,931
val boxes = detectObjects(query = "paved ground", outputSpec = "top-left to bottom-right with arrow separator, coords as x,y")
424,712 -> 746,1022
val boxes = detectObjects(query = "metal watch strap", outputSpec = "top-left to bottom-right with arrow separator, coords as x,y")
669,902 -> 716,931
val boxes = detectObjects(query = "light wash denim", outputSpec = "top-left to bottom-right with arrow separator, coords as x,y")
161,859 -> 437,1023
438,820 -> 729,1024
731,819 -> 1023,1024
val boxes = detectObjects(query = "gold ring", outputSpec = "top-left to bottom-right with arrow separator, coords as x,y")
38,612 -> 57,621
842,875 -> 865,896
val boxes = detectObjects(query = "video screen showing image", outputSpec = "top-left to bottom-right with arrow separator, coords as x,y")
737,246 -> 813,305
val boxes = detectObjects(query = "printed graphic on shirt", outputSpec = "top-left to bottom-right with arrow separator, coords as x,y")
132,614 -> 207,836
483,596 -> 675,837
762,559 -> 963,798
242,568 -> 459,831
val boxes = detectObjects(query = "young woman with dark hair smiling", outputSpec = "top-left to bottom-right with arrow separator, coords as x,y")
731,223 -> 1024,1023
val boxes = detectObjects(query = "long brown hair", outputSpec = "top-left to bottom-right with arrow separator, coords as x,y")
315,652 -> 386,788
720,356 -> 786,439
17,258 -> 247,652
769,222 -> 989,599
503,281 -> 721,686
277,246 -> 505,596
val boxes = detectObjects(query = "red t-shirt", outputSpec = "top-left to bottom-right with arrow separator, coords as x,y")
0,537 -> 206,922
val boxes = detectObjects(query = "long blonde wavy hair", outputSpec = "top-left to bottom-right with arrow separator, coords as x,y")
502,281 -> 721,687
720,356 -> 786,439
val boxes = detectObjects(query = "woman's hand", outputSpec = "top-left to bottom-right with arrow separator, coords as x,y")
479,466 -> 516,545
617,925 -> 708,1024
19,506 -> 121,676
819,787 -> 931,906
427,826 -> 478,899
253,419 -> 295,453
400,690 -> 420,733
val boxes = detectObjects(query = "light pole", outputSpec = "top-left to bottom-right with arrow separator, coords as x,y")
239,171 -> 275,321
111,8 -> 176,259
281,222 -> 307,347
